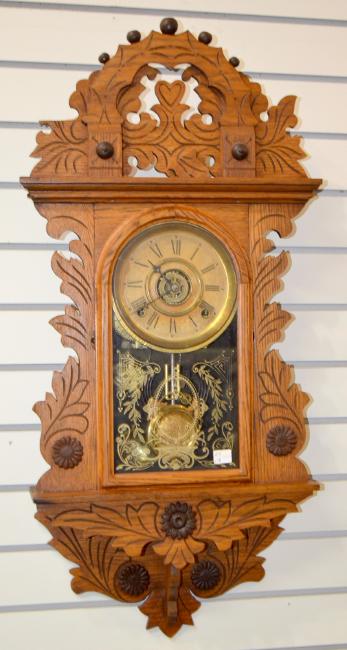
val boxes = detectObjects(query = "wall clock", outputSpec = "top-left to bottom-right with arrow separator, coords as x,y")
21,17 -> 321,637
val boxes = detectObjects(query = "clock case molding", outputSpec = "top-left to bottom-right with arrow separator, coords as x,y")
21,20 -> 321,637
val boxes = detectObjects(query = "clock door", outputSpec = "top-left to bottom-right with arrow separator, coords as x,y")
97,207 -> 252,486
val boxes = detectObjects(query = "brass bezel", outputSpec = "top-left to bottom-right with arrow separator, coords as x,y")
112,221 -> 238,353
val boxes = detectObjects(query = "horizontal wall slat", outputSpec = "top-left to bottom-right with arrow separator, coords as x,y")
24,307 -> 347,365
0,8 -> 347,75
0,424 -> 345,485
1,481 -> 346,546
279,253 -> 347,304
0,538 -> 346,607
1,367 -> 347,424
0,250 -> 346,304
1,190 -> 347,247
0,251 -> 64,303
2,67 -> 347,134
0,311 -> 73,364
0,431 -> 47,485
1,309 -> 347,364
0,187 -> 56,243
278,311 -> 347,361
295,367 -> 347,418
271,195 -> 347,247
1,423 -> 346,486
2,129 -> 343,187
0,491 -> 49,545
2,0 -> 347,21
0,595 -> 347,650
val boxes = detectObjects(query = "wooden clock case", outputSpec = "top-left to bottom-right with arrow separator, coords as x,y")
21,18 -> 321,637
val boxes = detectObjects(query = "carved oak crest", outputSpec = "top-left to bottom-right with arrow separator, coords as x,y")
21,17 -> 321,637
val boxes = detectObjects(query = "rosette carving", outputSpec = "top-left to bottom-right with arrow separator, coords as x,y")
191,560 -> 221,591
116,563 -> 150,596
266,426 -> 298,456
52,436 -> 84,469
160,502 -> 197,539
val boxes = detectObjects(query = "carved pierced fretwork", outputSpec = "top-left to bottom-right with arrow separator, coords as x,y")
250,204 -> 310,481
122,78 -> 220,177
30,30 -> 307,179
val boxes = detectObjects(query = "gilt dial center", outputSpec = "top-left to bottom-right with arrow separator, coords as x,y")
157,269 -> 191,305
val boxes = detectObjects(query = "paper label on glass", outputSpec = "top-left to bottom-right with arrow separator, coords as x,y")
213,449 -> 232,465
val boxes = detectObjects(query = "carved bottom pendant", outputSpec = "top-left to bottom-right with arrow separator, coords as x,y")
34,484 -> 315,637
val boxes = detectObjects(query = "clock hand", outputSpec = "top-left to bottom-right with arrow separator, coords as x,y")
133,288 -> 172,314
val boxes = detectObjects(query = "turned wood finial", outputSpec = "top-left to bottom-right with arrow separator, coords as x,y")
198,31 -> 212,44
160,17 -> 178,34
127,30 -> 141,44
98,52 -> 110,64
229,56 -> 240,67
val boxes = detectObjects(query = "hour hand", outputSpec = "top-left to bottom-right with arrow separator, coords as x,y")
148,261 -> 162,274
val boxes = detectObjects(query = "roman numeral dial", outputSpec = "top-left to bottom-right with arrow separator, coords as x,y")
112,221 -> 237,352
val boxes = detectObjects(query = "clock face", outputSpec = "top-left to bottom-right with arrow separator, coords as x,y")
112,221 -> 237,352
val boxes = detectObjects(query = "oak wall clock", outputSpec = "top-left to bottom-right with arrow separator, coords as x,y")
21,17 -> 321,637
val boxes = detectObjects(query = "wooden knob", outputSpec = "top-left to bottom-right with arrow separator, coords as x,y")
232,143 -> 249,161
198,31 -> 212,45
160,17 -> 178,34
127,30 -> 141,44
98,52 -> 110,64
229,56 -> 240,68
96,141 -> 114,159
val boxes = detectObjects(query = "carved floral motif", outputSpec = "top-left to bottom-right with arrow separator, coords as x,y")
160,502 -> 197,539
266,425 -> 298,456
116,563 -> 150,596
52,436 -> 84,469
191,560 -> 221,591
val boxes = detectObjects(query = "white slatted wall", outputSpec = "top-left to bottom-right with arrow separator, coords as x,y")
0,1 -> 346,649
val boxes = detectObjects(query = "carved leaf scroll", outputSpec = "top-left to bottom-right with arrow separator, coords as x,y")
255,96 -> 306,177
55,502 -> 162,556
259,351 -> 310,432
31,120 -> 88,175
34,357 -> 89,448
196,496 -> 297,550
53,496 -> 296,569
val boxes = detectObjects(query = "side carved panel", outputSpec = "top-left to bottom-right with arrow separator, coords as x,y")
250,204 -> 310,482
33,204 -> 96,490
